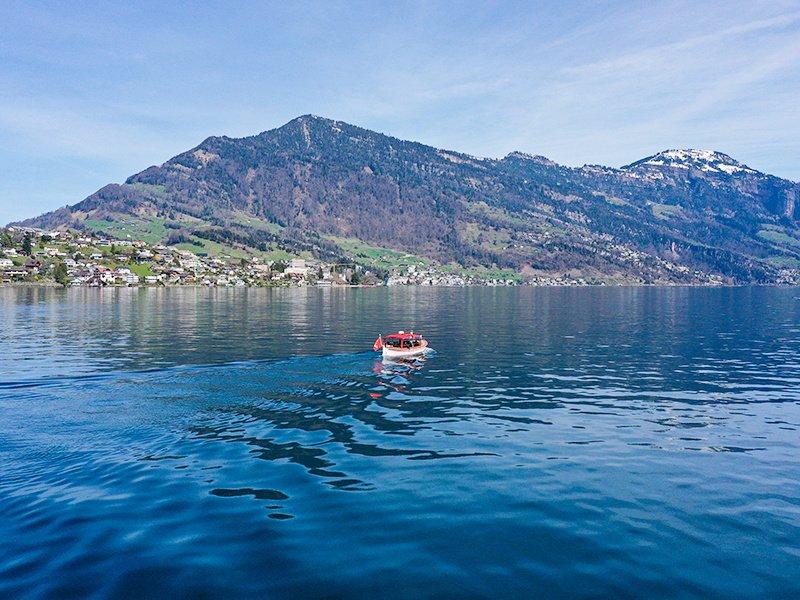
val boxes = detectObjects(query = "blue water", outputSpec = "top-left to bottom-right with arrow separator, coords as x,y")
1,287 -> 799,598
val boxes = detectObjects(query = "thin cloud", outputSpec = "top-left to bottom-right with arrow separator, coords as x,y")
563,10 -> 800,77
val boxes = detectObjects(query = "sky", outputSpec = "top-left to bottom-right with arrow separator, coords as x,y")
1,0 -> 799,224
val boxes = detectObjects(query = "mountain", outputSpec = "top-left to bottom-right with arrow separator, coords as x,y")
625,149 -> 757,175
15,115 -> 800,283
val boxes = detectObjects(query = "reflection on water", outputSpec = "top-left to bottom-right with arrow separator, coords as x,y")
1,287 -> 799,597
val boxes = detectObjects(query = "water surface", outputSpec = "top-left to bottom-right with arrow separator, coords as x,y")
1,287 -> 799,597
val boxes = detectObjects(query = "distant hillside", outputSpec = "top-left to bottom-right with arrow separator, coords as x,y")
16,115 -> 800,283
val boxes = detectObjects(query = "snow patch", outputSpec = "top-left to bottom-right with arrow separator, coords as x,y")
625,149 -> 757,175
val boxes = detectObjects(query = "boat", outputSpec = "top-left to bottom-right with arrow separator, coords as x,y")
372,331 -> 429,359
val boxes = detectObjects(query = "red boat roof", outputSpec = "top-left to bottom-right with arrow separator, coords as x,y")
385,331 -> 423,340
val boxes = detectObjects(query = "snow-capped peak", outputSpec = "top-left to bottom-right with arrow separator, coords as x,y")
624,149 -> 757,175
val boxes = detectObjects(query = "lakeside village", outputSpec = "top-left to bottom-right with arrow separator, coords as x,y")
0,227 -> 524,288
9,226 -> 796,288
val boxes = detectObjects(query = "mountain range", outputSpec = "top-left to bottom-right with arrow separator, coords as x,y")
16,115 -> 800,283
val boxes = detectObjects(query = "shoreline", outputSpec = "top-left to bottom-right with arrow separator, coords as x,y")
2,282 -> 797,289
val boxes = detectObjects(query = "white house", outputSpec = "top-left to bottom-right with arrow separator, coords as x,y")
284,258 -> 310,278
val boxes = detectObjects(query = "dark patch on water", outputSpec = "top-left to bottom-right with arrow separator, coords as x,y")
210,488 -> 289,500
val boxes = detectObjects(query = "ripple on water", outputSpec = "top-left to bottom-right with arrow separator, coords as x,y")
1,287 -> 800,597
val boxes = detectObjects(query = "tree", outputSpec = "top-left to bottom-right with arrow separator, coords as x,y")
0,230 -> 12,247
53,262 -> 69,287
22,233 -> 33,256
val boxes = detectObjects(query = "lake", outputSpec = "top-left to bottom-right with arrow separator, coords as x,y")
1,286 -> 799,598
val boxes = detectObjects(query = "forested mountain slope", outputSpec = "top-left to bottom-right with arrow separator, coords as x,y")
18,115 -> 800,283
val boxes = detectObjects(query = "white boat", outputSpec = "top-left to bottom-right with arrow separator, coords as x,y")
373,331 -> 429,359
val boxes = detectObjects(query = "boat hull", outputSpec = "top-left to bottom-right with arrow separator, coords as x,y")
382,340 -> 429,359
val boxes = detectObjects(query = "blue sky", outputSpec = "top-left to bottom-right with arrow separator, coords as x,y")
1,0 -> 799,224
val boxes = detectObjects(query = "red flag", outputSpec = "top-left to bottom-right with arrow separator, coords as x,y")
372,335 -> 383,351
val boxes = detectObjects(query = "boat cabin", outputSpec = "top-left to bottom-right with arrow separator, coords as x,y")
384,331 -> 424,349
